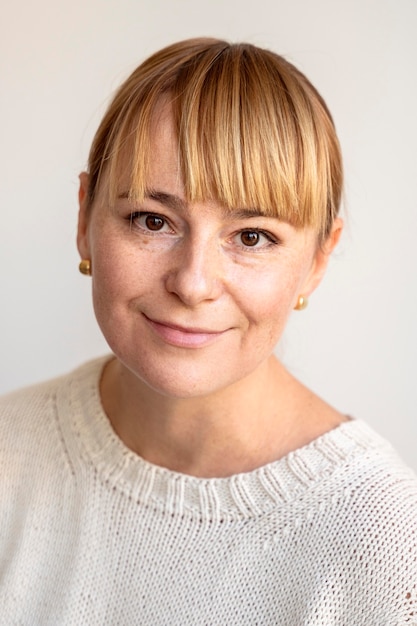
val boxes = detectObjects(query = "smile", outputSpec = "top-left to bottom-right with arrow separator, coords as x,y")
143,315 -> 227,348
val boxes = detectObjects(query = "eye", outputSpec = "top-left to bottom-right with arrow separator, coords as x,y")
143,214 -> 165,231
130,212 -> 171,233
240,230 -> 261,247
237,229 -> 277,249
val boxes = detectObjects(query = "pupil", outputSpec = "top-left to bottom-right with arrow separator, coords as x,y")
241,231 -> 259,246
146,215 -> 163,231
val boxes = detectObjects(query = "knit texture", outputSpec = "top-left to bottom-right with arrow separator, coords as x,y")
1,356 -> 416,625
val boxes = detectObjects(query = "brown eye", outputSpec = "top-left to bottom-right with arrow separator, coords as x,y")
145,215 -> 165,231
240,231 -> 260,246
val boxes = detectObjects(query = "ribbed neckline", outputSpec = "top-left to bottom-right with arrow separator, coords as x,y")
59,356 -> 385,521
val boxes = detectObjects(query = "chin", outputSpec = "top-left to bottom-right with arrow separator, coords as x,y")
114,350 -> 248,400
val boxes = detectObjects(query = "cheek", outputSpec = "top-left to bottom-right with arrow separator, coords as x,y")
232,261 -> 304,325
89,238 -> 134,326
90,229 -> 143,297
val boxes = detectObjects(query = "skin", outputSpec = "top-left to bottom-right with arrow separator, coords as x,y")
77,103 -> 344,478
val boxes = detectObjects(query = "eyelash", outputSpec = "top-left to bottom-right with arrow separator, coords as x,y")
128,212 -> 172,233
236,229 -> 279,250
127,212 -> 280,249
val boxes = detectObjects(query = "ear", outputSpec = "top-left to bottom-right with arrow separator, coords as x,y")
77,172 -> 91,260
301,218 -> 343,298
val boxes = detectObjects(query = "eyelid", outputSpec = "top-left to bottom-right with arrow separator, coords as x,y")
234,228 -> 280,250
128,211 -> 173,233
230,213 -> 285,240
242,228 -> 278,242
126,212 -> 281,249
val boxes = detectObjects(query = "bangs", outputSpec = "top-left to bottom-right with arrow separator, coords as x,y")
88,39 -> 342,242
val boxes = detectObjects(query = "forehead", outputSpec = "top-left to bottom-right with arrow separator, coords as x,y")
112,102 -> 180,198
100,90 -> 330,246
101,104 -> 320,250
105,103 -> 179,203
147,103 -> 182,189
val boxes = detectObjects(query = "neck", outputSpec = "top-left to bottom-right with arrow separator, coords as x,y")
100,356 -> 345,478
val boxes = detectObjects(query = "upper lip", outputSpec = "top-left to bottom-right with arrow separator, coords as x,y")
144,314 -> 225,334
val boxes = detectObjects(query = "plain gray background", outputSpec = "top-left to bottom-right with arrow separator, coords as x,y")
1,0 -> 416,470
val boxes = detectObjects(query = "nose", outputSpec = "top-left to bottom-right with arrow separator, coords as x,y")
164,236 -> 223,306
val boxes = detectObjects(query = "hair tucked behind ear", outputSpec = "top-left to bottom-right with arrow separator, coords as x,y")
86,37 -> 343,243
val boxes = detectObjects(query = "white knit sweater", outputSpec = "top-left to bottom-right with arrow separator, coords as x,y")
1,357 -> 416,625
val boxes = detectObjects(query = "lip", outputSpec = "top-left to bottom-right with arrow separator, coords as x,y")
144,315 -> 227,348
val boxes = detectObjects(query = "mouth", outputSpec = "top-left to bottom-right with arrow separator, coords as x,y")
143,315 -> 227,348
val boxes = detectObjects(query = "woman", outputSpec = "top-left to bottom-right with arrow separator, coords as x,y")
1,38 -> 416,624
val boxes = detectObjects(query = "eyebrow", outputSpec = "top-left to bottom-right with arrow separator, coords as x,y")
118,189 -> 266,219
230,208 -> 267,219
117,189 -> 187,211
146,190 -> 187,212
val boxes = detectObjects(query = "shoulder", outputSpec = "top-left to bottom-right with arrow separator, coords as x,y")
335,425 -> 417,561
259,419 -> 417,622
0,374 -> 64,441
0,373 -> 70,522
0,368 -> 78,472
308,420 -> 417,620
334,419 -> 417,513
0,356 -> 108,427
309,419 -> 417,541
0,357 -> 108,479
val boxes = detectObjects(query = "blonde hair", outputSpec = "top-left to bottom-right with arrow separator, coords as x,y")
87,37 -> 343,243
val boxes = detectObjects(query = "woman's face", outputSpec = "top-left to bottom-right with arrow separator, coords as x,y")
77,104 -> 341,399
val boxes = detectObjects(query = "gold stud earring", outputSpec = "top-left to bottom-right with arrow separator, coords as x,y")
294,295 -> 308,311
79,259 -> 92,276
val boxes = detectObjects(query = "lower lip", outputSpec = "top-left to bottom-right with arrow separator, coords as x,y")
145,317 -> 226,348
